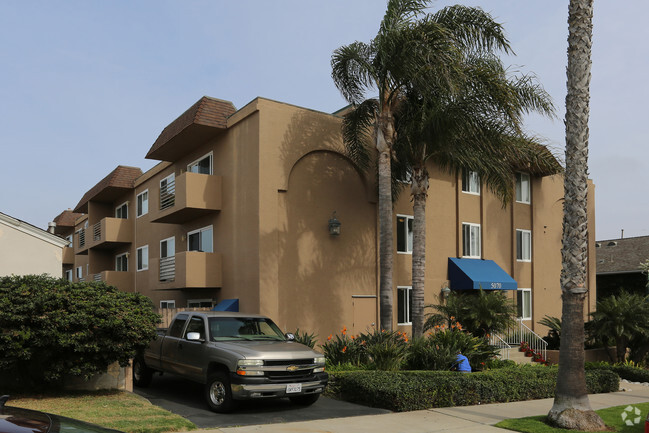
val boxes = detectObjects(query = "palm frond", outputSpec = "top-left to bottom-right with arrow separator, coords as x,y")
331,41 -> 376,105
342,99 -> 379,171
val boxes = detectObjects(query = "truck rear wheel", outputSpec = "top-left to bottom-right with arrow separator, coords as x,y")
205,372 -> 235,413
133,358 -> 153,387
289,393 -> 320,406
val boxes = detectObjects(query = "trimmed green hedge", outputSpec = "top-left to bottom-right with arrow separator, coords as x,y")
326,367 -> 619,412
586,362 -> 649,383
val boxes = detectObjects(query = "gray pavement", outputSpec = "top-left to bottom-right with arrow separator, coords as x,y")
178,382 -> 649,433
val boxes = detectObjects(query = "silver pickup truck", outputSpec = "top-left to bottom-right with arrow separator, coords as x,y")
133,311 -> 328,412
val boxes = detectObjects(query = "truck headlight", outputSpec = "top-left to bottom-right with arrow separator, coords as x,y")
313,356 -> 326,373
237,359 -> 265,376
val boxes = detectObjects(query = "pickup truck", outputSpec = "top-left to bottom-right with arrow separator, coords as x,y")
133,311 -> 328,413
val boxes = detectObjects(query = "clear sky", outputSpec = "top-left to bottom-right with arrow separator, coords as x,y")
1,1 -> 646,240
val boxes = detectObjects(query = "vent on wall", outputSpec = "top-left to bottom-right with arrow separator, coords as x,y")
607,241 -> 618,247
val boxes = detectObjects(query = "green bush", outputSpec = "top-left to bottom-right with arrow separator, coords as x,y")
586,361 -> 649,383
0,275 -> 160,389
358,329 -> 409,371
327,366 -> 619,412
321,327 -> 365,367
293,328 -> 317,348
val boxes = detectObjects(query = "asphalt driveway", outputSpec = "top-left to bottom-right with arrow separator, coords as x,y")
133,373 -> 390,429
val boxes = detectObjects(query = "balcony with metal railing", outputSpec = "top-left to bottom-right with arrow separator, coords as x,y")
86,217 -> 133,250
151,251 -> 222,289
151,172 -> 222,224
62,246 -> 75,265
92,270 -> 133,291
490,318 -> 547,361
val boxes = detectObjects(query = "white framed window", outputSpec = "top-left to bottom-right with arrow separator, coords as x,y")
188,152 -> 213,175
65,235 -> 73,247
115,253 -> 128,272
76,266 -> 83,279
397,286 -> 412,325
137,190 -> 149,217
397,215 -> 413,254
65,269 -> 73,282
160,300 -> 176,309
160,237 -> 175,258
188,299 -> 214,308
516,229 -> 532,262
462,223 -> 481,258
137,245 -> 149,271
188,226 -> 213,253
516,172 -> 531,204
462,169 -> 480,195
115,202 -> 128,219
517,288 -> 532,320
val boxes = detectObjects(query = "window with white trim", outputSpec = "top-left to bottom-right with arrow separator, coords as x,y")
188,226 -> 213,253
188,152 -> 213,175
397,286 -> 412,325
65,269 -> 73,282
137,190 -> 149,217
76,266 -> 83,280
160,300 -> 176,309
516,172 -> 531,204
516,229 -> 532,262
115,202 -> 128,219
462,170 -> 480,194
517,288 -> 532,320
115,253 -> 128,272
65,235 -> 73,247
188,299 -> 214,308
462,223 -> 481,258
137,245 -> 149,271
397,215 -> 413,254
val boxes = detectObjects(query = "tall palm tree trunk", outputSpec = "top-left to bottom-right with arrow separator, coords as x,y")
411,166 -> 428,337
377,112 -> 395,332
547,0 -> 605,429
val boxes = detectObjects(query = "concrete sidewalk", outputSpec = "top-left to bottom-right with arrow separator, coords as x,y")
185,382 -> 649,433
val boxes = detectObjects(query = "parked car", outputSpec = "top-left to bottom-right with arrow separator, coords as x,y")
0,395 -> 123,433
135,311 -> 328,412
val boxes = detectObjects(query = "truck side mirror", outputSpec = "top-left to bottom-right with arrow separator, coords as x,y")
186,332 -> 205,342
285,333 -> 295,341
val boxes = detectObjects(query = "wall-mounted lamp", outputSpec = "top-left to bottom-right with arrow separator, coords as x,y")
328,211 -> 341,236
441,283 -> 451,299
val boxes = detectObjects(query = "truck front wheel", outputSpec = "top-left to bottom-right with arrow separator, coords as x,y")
133,358 -> 153,387
205,372 -> 235,413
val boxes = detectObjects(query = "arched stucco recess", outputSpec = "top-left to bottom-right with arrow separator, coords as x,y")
282,150 -> 376,203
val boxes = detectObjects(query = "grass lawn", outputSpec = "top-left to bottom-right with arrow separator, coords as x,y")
496,402 -> 649,433
7,390 -> 196,433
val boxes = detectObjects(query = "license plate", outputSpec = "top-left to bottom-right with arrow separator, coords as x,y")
286,383 -> 302,393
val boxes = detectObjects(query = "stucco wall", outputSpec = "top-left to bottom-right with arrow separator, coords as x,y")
0,219 -> 65,277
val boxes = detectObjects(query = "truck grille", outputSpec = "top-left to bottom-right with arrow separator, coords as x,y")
264,359 -> 314,366
266,370 -> 313,382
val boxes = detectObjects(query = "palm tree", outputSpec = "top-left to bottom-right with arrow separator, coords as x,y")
394,47 -> 560,337
588,292 -> 649,362
331,1 -> 513,331
547,0 -> 605,430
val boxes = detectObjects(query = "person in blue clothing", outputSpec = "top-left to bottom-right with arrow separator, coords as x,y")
453,351 -> 471,373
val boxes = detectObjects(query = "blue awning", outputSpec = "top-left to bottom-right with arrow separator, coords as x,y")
212,299 -> 239,312
448,258 -> 517,291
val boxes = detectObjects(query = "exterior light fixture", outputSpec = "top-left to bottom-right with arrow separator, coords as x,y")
328,211 -> 341,236
441,283 -> 451,299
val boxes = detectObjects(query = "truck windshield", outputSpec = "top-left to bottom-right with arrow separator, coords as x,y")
208,317 -> 286,341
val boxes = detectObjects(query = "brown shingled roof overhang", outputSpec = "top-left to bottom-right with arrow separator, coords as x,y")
52,209 -> 84,233
73,166 -> 143,213
145,96 -> 236,162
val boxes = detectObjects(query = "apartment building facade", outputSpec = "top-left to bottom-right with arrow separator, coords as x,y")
55,96 -> 597,339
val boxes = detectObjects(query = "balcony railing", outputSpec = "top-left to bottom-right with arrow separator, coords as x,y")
78,229 -> 86,248
490,318 -> 547,360
85,217 -> 132,250
152,172 -> 221,224
160,256 -> 176,282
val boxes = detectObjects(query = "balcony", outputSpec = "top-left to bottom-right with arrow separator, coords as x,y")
87,217 -> 133,250
62,246 -> 75,265
152,251 -> 222,289
151,172 -> 222,224
92,270 -> 133,292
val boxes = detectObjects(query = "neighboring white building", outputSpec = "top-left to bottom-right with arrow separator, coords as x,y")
0,212 -> 69,277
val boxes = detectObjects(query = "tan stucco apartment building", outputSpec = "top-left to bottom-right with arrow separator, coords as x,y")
53,96 -> 597,339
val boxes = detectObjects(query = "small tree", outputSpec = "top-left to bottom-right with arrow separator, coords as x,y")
0,274 -> 160,389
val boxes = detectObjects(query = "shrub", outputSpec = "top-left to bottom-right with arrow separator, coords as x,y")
327,367 -> 619,412
586,361 -> 649,383
293,328 -> 317,348
321,327 -> 365,367
357,329 -> 409,371
0,275 -> 160,390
